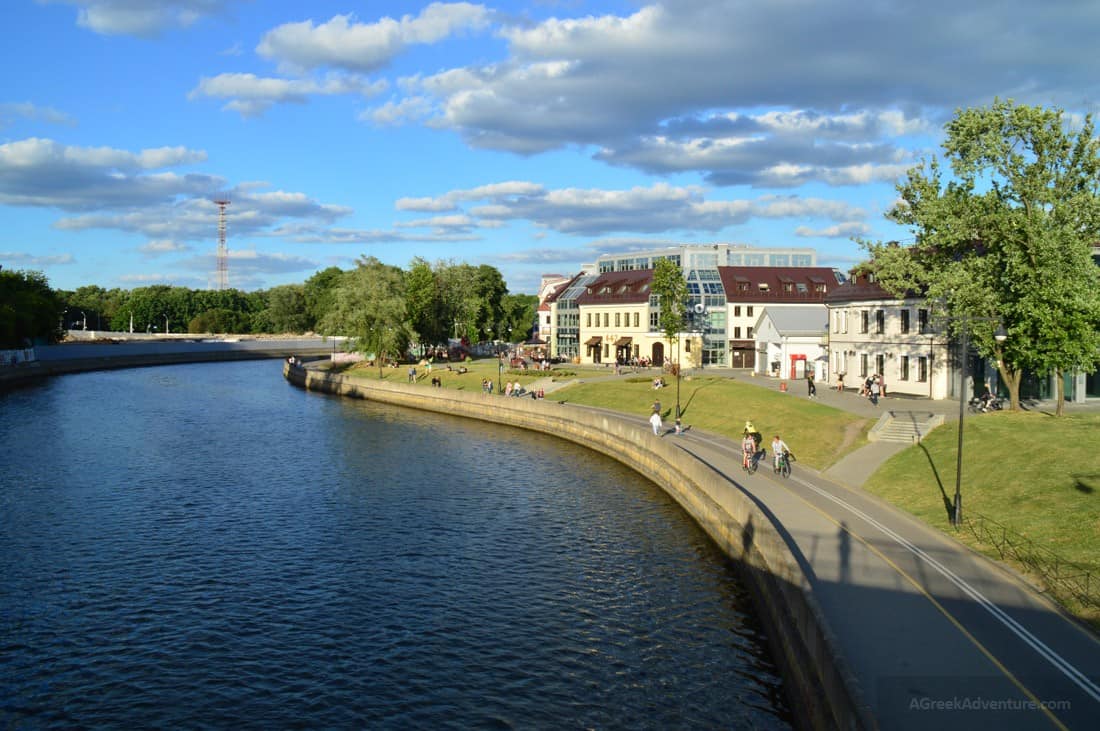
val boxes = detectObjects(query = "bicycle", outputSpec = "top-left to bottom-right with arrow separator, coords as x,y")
775,451 -> 794,478
744,448 -> 765,475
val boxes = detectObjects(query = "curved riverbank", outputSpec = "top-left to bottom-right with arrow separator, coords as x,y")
285,363 -> 870,731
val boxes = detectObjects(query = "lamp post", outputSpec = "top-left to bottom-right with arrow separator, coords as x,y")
163,313 -> 169,335
498,358 -> 504,395
951,318 -> 1007,529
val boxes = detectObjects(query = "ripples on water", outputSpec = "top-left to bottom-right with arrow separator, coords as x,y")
1,361 -> 791,729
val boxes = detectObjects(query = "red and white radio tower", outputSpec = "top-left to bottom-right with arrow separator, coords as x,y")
213,198 -> 230,290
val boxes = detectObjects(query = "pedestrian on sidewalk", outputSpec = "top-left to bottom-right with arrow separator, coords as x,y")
869,375 -> 880,406
649,410 -> 663,435
806,372 -> 817,398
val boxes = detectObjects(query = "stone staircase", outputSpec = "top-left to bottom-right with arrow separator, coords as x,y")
868,410 -> 945,444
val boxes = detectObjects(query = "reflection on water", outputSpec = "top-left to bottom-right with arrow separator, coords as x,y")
1,361 -> 791,728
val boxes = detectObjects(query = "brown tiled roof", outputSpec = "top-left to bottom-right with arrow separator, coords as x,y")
574,269 -> 654,305
823,270 -> 920,303
717,266 -> 839,303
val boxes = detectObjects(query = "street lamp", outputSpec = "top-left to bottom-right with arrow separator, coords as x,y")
952,318 -> 1007,529
163,313 -> 169,335
498,357 -> 504,395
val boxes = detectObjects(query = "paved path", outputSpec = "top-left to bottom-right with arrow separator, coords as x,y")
557,366 -> 1100,728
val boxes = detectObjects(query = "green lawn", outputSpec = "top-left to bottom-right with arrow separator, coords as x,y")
545,374 -> 871,471
864,411 -> 1100,627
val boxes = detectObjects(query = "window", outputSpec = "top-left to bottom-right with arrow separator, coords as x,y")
918,309 -> 929,334
747,306 -> 754,317
734,306 -> 741,317
900,356 -> 909,381
650,311 -> 659,329
860,311 -> 869,333
875,354 -> 885,376
685,339 -> 691,352
747,326 -> 753,338
918,356 -> 928,382
784,283 -> 793,293
734,327 -> 742,338
586,313 -> 591,327
603,313 -> 609,328
900,309 -> 910,334
860,353 -> 868,377
615,312 -> 621,327
841,310 -> 848,333
875,310 -> 885,335
633,312 -> 639,328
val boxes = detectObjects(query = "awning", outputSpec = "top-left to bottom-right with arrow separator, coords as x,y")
585,336 -> 603,346
615,337 -> 633,346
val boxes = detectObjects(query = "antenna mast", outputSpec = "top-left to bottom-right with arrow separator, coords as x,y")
214,198 -> 230,290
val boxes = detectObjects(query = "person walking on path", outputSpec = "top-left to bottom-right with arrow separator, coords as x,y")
649,410 -> 663,436
806,372 -> 817,398
869,375 -> 881,406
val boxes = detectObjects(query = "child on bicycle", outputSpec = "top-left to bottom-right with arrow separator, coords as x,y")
742,430 -> 757,470
772,434 -> 791,473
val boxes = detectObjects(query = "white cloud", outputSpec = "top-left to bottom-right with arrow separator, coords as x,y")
0,102 -> 77,128
257,4 -> 492,73
48,0 -> 245,38
189,73 -> 386,118
139,239 -> 191,256
0,251 -> 75,267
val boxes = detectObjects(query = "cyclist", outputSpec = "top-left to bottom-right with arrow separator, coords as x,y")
772,434 -> 791,473
741,430 -> 757,470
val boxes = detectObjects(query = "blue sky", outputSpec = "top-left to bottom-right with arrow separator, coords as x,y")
3,1 -> 1099,295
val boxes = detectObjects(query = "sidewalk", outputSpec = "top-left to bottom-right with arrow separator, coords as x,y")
633,411 -> 1100,729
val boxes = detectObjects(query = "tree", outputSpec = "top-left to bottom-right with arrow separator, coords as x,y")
321,257 -> 410,376
863,99 -> 1100,413
501,293 -> 538,341
261,284 -> 310,333
0,268 -> 64,347
405,258 -> 446,352
303,266 -> 345,332
651,257 -> 688,371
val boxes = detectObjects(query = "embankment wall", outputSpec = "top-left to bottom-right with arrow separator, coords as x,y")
0,339 -> 331,386
285,364 -> 872,731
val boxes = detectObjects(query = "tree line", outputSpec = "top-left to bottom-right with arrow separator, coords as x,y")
0,257 -> 537,354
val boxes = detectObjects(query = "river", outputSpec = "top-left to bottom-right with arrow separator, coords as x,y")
0,360 -> 791,728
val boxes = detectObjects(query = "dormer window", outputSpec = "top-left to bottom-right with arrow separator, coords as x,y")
758,283 -> 769,291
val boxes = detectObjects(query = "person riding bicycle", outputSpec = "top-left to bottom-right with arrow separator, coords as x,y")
742,431 -> 757,470
771,435 -> 791,473
742,421 -> 763,469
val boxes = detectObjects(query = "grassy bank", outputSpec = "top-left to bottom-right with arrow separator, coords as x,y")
329,358 -> 872,471
864,411 -> 1100,628
546,375 -> 870,471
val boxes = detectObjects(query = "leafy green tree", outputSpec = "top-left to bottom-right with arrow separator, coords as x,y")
863,99 -> 1100,413
651,258 -> 688,370
303,266 -> 345,333
261,284 -> 310,333
501,293 -> 537,341
189,308 -> 251,334
405,258 -> 446,352
322,257 -> 410,376
0,268 -> 64,347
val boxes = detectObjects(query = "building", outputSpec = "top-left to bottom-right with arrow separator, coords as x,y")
565,264 -> 841,369
753,306 -> 830,381
718,267 -> 838,370
594,243 -> 817,273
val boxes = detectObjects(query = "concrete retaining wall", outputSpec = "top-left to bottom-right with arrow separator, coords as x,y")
0,339 -> 332,387
285,363 -> 872,731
